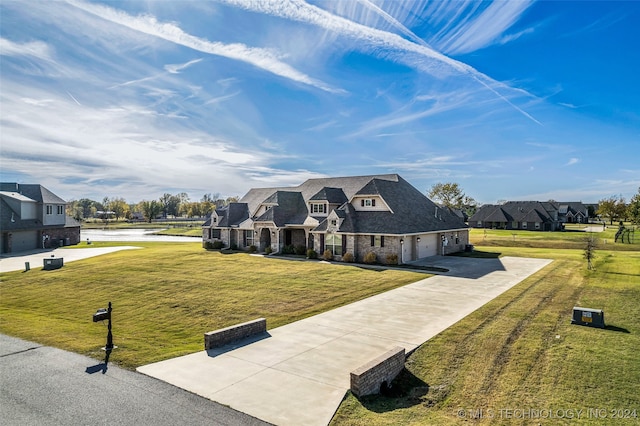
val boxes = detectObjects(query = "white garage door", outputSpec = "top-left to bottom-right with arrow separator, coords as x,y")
418,233 -> 438,258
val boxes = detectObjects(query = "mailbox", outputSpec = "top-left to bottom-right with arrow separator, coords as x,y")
571,306 -> 605,329
93,308 -> 110,322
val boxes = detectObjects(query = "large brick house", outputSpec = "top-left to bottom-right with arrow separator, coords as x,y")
0,183 -> 81,253
468,201 -> 589,231
203,174 -> 469,264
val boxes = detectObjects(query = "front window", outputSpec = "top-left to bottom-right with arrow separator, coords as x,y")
46,205 -> 53,215
57,205 -> 64,214
370,235 -> 384,247
311,203 -> 327,214
244,230 -> 254,246
212,229 -> 221,239
325,233 -> 342,255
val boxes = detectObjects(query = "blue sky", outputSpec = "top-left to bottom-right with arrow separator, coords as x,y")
1,0 -> 638,204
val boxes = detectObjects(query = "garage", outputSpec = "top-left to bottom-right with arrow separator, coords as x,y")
7,230 -> 39,253
417,233 -> 438,258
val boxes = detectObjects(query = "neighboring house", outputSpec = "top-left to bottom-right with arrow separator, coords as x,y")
203,174 -> 469,264
0,183 -> 81,253
468,201 -> 589,231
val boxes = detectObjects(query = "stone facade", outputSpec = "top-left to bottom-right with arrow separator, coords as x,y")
204,318 -> 267,350
350,346 -> 406,397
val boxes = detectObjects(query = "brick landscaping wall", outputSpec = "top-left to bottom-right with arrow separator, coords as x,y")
204,318 -> 267,350
350,346 -> 405,397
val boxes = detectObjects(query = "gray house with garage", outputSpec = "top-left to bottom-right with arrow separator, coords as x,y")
203,174 -> 469,264
468,200 -> 589,231
0,183 -> 81,253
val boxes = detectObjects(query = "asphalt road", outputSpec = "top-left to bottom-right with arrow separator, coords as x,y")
0,334 -> 270,426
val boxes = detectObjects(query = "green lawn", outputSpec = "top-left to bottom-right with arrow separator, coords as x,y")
2,228 -> 639,425
470,226 -> 639,251
331,245 -> 640,425
0,243 -> 423,369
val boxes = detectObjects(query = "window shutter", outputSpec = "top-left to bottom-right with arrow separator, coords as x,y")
342,236 -> 347,254
381,236 -> 384,247
361,199 -> 365,207
372,199 -> 376,207
371,235 -> 374,246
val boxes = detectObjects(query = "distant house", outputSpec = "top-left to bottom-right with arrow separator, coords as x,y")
203,174 -> 469,264
0,183 -> 81,253
468,201 -> 589,231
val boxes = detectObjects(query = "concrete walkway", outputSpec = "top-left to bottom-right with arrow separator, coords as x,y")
0,246 -> 141,273
138,256 -> 552,426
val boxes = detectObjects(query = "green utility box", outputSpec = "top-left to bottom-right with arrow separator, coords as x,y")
43,258 -> 64,270
571,306 -> 605,329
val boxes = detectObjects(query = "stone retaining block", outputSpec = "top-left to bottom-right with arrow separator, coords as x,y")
350,346 -> 405,397
204,318 -> 266,350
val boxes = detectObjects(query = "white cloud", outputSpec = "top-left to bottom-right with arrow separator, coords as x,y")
66,0 -> 343,94
566,158 -> 580,166
220,0 -> 540,124
0,38 -> 53,60
435,0 -> 534,54
164,58 -> 202,74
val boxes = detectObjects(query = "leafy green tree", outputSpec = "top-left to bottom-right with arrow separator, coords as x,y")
74,198 -> 99,219
628,187 -> 640,225
138,200 -> 162,223
597,196 -> 622,225
66,200 -> 84,221
427,182 -> 477,216
159,193 -> 173,219
110,197 -> 129,221
614,196 -> 627,222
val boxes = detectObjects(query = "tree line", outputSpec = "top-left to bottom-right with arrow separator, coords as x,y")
67,193 -> 239,223
597,189 -> 640,225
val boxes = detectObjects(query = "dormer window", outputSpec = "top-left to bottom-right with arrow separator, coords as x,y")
331,219 -> 337,226
311,203 -> 327,214
361,199 -> 376,207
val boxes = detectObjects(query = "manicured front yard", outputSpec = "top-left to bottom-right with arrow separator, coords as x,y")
0,243 -> 423,369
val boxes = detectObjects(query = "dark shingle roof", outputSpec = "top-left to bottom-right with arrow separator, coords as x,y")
469,201 -> 556,224
240,174 -> 400,216
217,203 -> 249,227
217,174 -> 467,235
309,187 -> 348,204
314,176 -> 467,234
254,191 -> 308,226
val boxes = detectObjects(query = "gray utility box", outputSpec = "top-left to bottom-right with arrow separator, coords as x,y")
571,306 -> 605,329
43,258 -> 64,270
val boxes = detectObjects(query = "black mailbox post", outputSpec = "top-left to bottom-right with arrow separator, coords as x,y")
571,306 -> 605,329
93,302 -> 115,351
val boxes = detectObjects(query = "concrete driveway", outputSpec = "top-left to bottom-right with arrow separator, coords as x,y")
138,256 -> 552,426
0,247 -> 141,273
